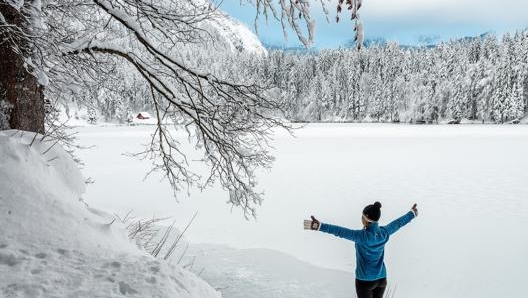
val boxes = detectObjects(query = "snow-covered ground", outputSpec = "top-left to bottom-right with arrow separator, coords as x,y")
0,130 -> 221,298
75,124 -> 528,298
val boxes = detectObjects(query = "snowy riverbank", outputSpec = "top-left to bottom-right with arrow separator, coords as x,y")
0,130 -> 221,298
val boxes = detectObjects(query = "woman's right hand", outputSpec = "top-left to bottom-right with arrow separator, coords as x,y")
304,216 -> 320,230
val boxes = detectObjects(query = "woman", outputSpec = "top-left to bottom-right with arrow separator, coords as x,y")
305,202 -> 418,298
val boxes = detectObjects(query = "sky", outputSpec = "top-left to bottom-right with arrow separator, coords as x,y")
219,0 -> 528,49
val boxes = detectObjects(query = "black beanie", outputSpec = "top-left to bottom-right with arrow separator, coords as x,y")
363,201 -> 382,222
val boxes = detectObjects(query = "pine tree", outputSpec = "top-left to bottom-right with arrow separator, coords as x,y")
87,108 -> 97,124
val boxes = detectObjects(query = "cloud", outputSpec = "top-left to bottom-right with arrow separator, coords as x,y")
321,0 -> 528,24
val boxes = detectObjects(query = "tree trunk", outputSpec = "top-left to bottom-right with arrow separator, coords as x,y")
0,4 -> 45,133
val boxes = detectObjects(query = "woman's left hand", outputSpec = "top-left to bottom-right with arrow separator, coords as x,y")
411,203 -> 418,217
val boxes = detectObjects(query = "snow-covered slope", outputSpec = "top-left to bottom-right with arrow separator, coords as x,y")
207,10 -> 267,55
180,0 -> 265,55
0,130 -> 221,298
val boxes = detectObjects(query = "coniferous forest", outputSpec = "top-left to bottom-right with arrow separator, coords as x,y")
257,31 -> 528,123
59,31 -> 528,125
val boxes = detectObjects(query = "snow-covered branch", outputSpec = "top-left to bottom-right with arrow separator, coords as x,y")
58,0 -> 292,217
253,0 -> 365,49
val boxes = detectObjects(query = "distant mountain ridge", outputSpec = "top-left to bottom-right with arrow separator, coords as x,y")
352,31 -> 494,49
262,31 -> 501,52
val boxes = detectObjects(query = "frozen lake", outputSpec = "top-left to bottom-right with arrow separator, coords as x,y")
77,124 -> 528,298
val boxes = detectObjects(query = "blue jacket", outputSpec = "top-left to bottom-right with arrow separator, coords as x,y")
319,211 -> 416,281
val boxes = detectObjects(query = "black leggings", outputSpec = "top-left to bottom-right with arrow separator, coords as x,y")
355,277 -> 387,298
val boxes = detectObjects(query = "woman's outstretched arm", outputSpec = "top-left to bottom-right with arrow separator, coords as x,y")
305,216 -> 365,243
383,204 -> 418,235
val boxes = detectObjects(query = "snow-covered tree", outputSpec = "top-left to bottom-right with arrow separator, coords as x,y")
4,0 -> 358,216
0,1 -> 46,133
87,107 -> 97,124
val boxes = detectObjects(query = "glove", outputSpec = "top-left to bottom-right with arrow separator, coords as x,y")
303,216 -> 320,230
411,203 -> 418,217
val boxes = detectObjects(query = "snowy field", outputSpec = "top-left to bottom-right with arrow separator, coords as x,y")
76,124 -> 528,298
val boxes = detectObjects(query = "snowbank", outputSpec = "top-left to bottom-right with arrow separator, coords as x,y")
520,114 -> 528,124
0,130 -> 221,298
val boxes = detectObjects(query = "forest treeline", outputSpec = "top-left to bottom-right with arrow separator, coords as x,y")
73,30 -> 528,124
255,31 -> 528,123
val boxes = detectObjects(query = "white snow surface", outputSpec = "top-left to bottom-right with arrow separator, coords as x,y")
75,124 -> 528,298
0,130 -> 221,298
179,244 -> 358,298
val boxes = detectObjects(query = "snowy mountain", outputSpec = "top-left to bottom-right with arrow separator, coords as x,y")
356,32 -> 493,49
208,10 -> 267,55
